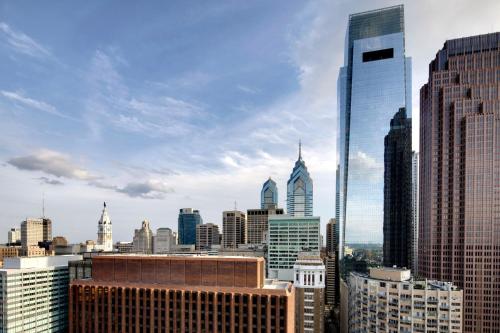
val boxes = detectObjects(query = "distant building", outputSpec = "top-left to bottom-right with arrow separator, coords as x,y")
261,177 -> 278,209
324,254 -> 338,308
21,218 -> 43,249
247,206 -> 284,245
383,107 -> 412,268
115,241 -> 134,253
411,151 -> 419,274
52,236 -> 68,247
348,267 -> 463,332
177,208 -> 202,245
7,228 -> 20,244
294,253 -> 325,333
153,227 -> 176,253
95,202 -> 113,252
0,255 -> 82,332
325,218 -> 337,254
287,142 -> 313,217
222,210 -> 246,249
69,255 -> 296,332
132,220 -> 153,254
268,215 -> 320,281
196,223 -> 220,250
42,218 -> 52,242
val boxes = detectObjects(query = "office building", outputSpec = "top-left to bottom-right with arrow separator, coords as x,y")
324,254 -> 338,308
268,215 -> 320,281
195,223 -> 220,250
115,241 -> 134,253
419,32 -> 500,332
20,218 -> 43,249
69,255 -> 295,332
326,218 -> 337,254
336,5 -> 411,256
222,210 -> 246,249
287,142 -> 313,217
153,227 -> 176,253
383,107 -> 412,268
261,177 -> 278,209
7,228 -> 20,244
247,206 -> 284,245
411,151 -> 419,274
42,218 -> 52,242
178,208 -> 202,245
132,220 -> 153,254
0,255 -> 82,332
95,202 -> 113,252
293,253 -> 325,333
348,267 -> 463,333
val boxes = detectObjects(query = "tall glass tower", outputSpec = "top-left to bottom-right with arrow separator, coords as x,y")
261,178 -> 278,209
177,208 -> 202,245
287,142 -> 313,217
336,5 -> 411,257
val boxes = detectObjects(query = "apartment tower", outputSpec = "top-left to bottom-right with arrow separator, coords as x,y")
222,210 -> 246,249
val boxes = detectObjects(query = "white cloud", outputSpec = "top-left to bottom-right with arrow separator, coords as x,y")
349,151 -> 383,183
0,22 -> 51,58
8,149 -> 96,181
0,90 -> 70,119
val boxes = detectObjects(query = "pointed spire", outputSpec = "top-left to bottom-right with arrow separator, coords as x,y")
104,201 -> 106,208
298,139 -> 302,161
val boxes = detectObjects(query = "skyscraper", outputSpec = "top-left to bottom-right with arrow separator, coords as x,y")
411,151 -> 419,274
325,218 -> 337,254
325,218 -> 339,308
336,5 -> 411,256
222,210 -> 246,249
383,107 -> 412,268
287,142 -> 313,217
132,220 -> 153,254
177,208 -> 202,245
261,177 -> 278,209
7,228 -> 20,244
153,227 -> 176,253
95,202 -> 113,252
247,207 -> 284,245
21,218 -> 44,249
419,32 -> 500,332
196,223 -> 220,250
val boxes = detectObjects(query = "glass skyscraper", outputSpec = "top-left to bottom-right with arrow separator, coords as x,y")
287,142 -> 313,217
177,208 -> 202,245
336,5 -> 411,256
261,177 -> 278,209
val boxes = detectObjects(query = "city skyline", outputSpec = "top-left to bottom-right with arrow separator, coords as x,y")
1,0 -> 500,243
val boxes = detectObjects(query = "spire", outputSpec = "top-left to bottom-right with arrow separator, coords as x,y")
298,139 -> 302,161
104,201 -> 106,208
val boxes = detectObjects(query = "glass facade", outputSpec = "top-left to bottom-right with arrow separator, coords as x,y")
261,178 -> 278,209
177,208 -> 202,245
287,144 -> 313,217
336,5 -> 411,255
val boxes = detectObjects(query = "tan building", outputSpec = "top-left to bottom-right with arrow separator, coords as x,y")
7,228 -> 20,244
419,32 -> 500,332
246,207 -> 284,245
69,255 -> 295,332
222,210 -> 246,249
132,220 -> 153,254
21,218 -> 44,249
293,253 -> 325,333
348,267 -> 463,333
195,223 -> 220,250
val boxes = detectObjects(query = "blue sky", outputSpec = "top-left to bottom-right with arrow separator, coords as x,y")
0,0 -> 499,243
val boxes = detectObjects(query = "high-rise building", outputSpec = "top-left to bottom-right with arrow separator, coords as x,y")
348,267 -> 463,333
153,227 -> 176,253
95,202 -> 113,252
326,218 -> 337,254
287,142 -> 313,217
336,5 -> 411,257
7,228 -> 20,244
268,215 -> 320,281
69,255 -> 296,332
293,253 -> 325,333
20,218 -> 45,255
132,220 -> 153,254
247,207 -> 284,245
195,223 -> 220,250
42,218 -> 52,242
411,151 -> 419,274
419,32 -> 500,332
383,107 -> 412,268
222,210 -> 246,249
0,255 -> 82,332
177,208 -> 202,245
261,177 -> 278,209
325,218 -> 339,308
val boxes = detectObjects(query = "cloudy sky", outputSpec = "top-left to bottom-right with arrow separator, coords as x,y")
0,0 -> 498,244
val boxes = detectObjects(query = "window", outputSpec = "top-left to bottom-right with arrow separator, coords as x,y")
362,48 -> 394,62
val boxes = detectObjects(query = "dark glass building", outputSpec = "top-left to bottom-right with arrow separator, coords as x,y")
177,208 -> 202,245
383,107 -> 412,268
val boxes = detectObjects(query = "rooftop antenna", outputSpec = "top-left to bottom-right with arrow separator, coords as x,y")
234,200 -> 237,211
299,139 -> 302,160
42,191 -> 45,218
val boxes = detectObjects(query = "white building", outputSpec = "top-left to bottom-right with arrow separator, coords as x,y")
348,267 -> 463,333
0,255 -> 82,332
7,228 -> 20,244
294,253 -> 325,333
267,215 -> 320,281
95,202 -> 113,252
153,227 -> 176,253
133,220 -> 153,254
